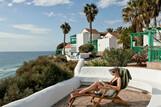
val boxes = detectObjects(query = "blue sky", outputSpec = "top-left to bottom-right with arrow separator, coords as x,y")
0,0 -> 129,52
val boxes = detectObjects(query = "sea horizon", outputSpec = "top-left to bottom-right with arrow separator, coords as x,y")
0,51 -> 55,79
0,50 -> 54,52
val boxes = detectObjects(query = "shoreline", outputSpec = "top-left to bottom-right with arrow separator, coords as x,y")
0,51 -> 54,80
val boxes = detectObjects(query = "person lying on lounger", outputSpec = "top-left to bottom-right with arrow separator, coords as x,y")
70,67 -> 122,98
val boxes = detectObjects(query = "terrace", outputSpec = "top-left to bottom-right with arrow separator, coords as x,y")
54,88 -> 151,107
3,59 -> 161,107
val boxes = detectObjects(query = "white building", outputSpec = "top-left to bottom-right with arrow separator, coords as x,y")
97,32 -> 121,52
64,44 -> 72,55
66,28 -> 122,56
76,28 -> 101,52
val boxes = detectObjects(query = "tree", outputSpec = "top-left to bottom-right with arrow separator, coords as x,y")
150,0 -> 161,27
83,3 -> 98,42
122,0 -> 152,45
60,22 -> 71,55
103,48 -> 134,66
123,0 -> 144,32
56,42 -> 67,55
117,27 -> 132,49
106,28 -> 113,32
116,26 -> 123,33
79,43 -> 94,53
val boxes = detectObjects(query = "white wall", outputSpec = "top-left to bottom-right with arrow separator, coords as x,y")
76,33 -> 83,52
154,32 -> 161,46
83,32 -> 90,44
143,31 -> 161,46
116,39 -> 123,48
92,33 -> 100,40
97,34 -> 119,52
78,66 -> 161,90
109,37 -> 117,48
74,59 -> 161,90
143,35 -> 148,46
65,48 -> 71,55
76,29 -> 100,52
3,77 -> 80,107
97,38 -> 109,52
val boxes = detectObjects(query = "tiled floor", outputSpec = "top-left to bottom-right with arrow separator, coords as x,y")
53,89 -> 151,107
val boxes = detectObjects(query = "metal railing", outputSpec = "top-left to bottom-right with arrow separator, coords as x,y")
148,47 -> 161,62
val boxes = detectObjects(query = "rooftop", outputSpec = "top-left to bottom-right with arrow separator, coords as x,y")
85,28 -> 100,34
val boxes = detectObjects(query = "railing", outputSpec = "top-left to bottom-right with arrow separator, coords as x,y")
148,47 -> 161,62
132,46 -> 144,53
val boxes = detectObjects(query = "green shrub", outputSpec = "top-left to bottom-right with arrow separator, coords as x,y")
0,79 -> 9,99
79,43 -> 94,53
103,48 -> 134,66
56,42 -> 67,49
86,58 -> 108,66
131,46 -> 148,65
53,55 -> 67,63
56,42 -> 67,55
65,61 -> 77,71
3,83 -> 20,104
0,56 -> 75,106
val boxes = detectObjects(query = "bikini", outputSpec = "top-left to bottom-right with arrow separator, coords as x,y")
95,79 -> 118,97
111,79 -> 117,86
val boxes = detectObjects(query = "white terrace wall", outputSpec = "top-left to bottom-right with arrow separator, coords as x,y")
75,59 -> 161,93
78,66 -> 161,91
3,77 -> 80,107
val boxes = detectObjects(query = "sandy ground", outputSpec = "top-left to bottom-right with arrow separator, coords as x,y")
53,89 -> 151,107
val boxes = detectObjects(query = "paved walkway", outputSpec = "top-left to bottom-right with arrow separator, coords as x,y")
53,89 -> 151,107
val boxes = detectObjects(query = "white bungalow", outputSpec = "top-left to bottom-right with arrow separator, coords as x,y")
64,44 -> 72,55
97,32 -> 121,52
76,28 -> 101,52
68,29 -> 123,56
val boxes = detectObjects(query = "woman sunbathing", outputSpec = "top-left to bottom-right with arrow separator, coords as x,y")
70,67 -> 122,98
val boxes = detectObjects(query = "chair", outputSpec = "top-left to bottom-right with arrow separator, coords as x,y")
68,68 -> 132,107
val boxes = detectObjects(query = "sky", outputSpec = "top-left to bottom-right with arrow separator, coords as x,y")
0,0 -> 129,52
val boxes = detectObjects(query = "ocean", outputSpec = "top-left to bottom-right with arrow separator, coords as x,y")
0,51 -> 54,79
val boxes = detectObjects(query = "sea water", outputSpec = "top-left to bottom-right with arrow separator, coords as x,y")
0,51 -> 53,79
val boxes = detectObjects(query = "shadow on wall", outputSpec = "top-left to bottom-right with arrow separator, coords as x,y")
152,88 -> 161,94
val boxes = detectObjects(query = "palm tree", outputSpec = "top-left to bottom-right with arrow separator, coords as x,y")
106,28 -> 113,32
122,0 -> 145,32
123,0 -> 161,29
122,0 -> 152,45
60,22 -> 71,55
83,3 -> 98,42
150,0 -> 161,27
117,27 -> 132,49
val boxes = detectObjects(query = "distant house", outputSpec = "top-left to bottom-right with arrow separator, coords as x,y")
98,32 -> 118,52
64,44 -> 72,55
66,28 -> 122,55
76,28 -> 101,52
